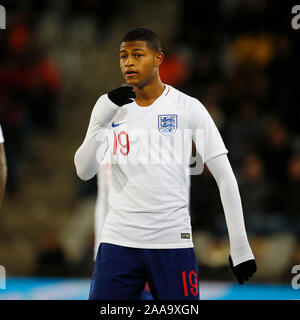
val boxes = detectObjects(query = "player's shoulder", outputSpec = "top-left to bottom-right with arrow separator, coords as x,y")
93,92 -> 117,111
167,85 -> 193,104
95,92 -> 109,104
167,85 -> 205,111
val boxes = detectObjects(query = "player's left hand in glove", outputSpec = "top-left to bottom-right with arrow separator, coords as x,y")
107,86 -> 136,107
229,255 -> 257,285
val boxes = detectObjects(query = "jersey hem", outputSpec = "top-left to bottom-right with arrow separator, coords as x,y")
100,237 -> 194,249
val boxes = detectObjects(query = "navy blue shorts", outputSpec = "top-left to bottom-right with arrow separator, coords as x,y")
89,242 -> 199,300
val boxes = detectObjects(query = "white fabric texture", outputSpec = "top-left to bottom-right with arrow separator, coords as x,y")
74,95 -> 118,180
0,124 -> 4,143
75,85 -> 254,265
206,154 -> 254,266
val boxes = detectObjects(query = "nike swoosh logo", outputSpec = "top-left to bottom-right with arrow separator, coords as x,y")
112,121 -> 126,128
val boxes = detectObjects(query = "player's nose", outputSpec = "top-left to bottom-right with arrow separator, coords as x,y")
125,55 -> 134,67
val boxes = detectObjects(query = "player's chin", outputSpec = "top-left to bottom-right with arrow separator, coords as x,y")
124,78 -> 140,86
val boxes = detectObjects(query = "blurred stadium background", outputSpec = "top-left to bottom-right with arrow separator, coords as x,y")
0,0 -> 299,299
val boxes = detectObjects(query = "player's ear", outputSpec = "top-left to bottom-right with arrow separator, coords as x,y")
154,51 -> 164,67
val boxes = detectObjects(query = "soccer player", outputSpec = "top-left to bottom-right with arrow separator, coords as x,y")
0,124 -> 7,209
74,28 -> 256,300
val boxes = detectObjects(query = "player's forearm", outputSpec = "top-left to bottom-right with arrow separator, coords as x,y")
74,95 -> 119,181
206,154 -> 254,266
216,173 -> 254,266
74,125 -> 108,180
0,144 -> 7,208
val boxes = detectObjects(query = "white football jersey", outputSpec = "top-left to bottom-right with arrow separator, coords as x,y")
0,124 -> 4,143
97,85 -> 228,249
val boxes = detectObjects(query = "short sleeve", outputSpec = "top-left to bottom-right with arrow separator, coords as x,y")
0,124 -> 4,143
189,98 -> 228,163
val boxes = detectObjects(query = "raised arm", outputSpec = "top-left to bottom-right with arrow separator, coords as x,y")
74,87 -> 136,181
74,95 -> 115,180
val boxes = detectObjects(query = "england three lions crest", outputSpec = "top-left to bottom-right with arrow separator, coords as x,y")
158,114 -> 178,136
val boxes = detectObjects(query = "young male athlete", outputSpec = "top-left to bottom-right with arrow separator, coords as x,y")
74,28 -> 257,300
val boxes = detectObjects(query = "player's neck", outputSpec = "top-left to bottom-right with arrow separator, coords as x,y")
134,77 -> 165,107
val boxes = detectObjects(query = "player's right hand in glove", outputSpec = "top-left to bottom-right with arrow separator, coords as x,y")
108,86 -> 136,106
229,255 -> 257,285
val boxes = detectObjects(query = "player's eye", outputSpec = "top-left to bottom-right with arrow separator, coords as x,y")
120,55 -> 127,59
135,54 -> 142,58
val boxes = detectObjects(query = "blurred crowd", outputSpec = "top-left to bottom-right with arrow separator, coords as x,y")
0,2 -> 62,194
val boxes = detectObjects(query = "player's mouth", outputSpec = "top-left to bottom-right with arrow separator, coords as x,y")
125,70 -> 138,77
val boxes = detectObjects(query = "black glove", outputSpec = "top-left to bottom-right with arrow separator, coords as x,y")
108,86 -> 136,107
229,255 -> 257,285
